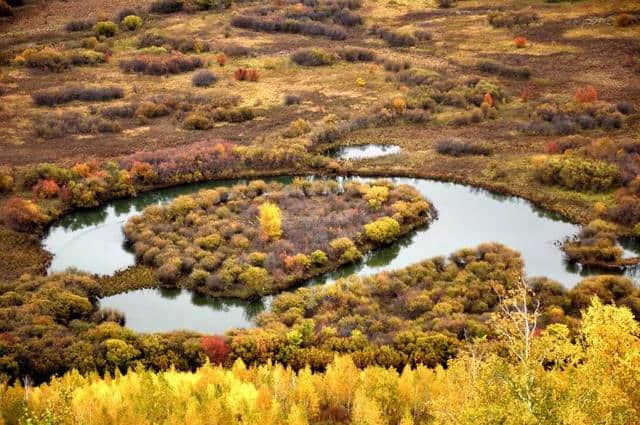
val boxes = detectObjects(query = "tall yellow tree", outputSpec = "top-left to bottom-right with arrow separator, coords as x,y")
259,202 -> 282,240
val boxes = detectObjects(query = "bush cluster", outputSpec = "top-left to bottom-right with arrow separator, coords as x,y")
137,32 -> 211,53
435,139 -> 491,156
230,15 -> 348,40
17,47 -> 105,72
337,47 -> 375,62
35,111 -> 121,138
533,155 -> 620,192
290,48 -> 336,66
522,101 -> 625,136
192,69 -> 217,87
93,21 -> 118,37
487,11 -> 539,28
149,0 -> 183,13
370,25 -> 417,47
122,15 -> 143,31
563,219 -> 623,267
477,60 -> 531,79
123,179 -> 431,297
31,85 -> 124,106
119,54 -> 203,75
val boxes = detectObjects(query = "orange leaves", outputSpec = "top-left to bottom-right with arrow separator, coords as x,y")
216,53 -> 227,67
130,160 -> 154,182
513,36 -> 527,48
32,179 -> 60,198
575,85 -> 598,104
482,92 -> 494,108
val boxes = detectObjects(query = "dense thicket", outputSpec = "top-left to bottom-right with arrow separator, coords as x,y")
123,179 -> 433,297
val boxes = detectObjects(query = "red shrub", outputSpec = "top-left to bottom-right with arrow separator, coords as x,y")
521,87 -> 530,102
575,85 -> 598,104
0,197 -> 44,231
32,179 -> 60,198
546,140 -> 559,154
200,335 -> 230,364
234,68 -> 259,81
513,36 -> 527,48
234,68 -> 247,81
216,53 -> 226,67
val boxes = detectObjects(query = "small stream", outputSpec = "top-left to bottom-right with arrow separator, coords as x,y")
41,147 -> 639,334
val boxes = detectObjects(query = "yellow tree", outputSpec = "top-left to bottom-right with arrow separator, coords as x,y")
259,202 -> 282,240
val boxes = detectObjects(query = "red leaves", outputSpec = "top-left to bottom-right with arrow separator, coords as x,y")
513,36 -> 527,48
575,85 -> 598,104
200,335 -> 230,364
234,68 -> 259,82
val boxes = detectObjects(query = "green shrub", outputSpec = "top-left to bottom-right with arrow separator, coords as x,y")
239,266 -> 271,293
310,250 -> 328,266
534,156 -> 620,192
364,217 -> 401,244
93,21 -> 119,37
122,15 -> 143,31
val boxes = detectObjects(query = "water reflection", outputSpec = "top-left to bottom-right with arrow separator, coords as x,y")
46,174 -> 637,333
329,144 -> 402,160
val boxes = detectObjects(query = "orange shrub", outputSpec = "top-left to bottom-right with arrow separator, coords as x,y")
0,197 -> 45,230
72,163 -> 92,177
234,68 -> 259,81
514,36 -> 527,48
615,13 -> 634,28
482,92 -> 494,108
216,53 -> 226,67
392,97 -> 407,113
33,179 -> 60,198
246,69 -> 259,81
575,85 -> 598,104
130,160 -> 154,182
521,87 -> 531,102
234,67 -> 247,81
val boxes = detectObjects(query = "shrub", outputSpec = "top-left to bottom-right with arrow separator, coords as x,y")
65,19 -> 95,32
614,13 -> 635,28
93,21 -> 118,37
477,60 -> 531,79
136,102 -> 171,119
370,26 -> 416,47
32,86 -> 124,106
364,217 -> 401,243
283,119 -> 311,138
575,85 -> 598,104
222,44 -> 250,57
291,48 -> 336,66
67,49 -> 106,66
616,101 -> 635,115
514,36 -> 527,48
334,8 -> 362,26
183,113 -> 212,130
230,15 -> 348,40
436,0 -> 455,8
115,7 -> 138,22
380,57 -> 412,72
149,0 -> 183,13
35,112 -> 121,138
487,11 -> 538,28
216,53 -> 226,66
413,30 -> 432,41
119,54 -> 203,75
436,139 -> 490,156
337,48 -> 375,62
0,197 -> 45,231
534,156 -> 620,192
33,179 -> 60,198
195,0 -> 231,10
200,336 -> 229,364
233,68 -> 259,81
192,69 -> 217,87
284,94 -> 301,105
259,202 -> 282,240
101,104 -> 137,119
122,15 -> 143,31
0,172 -> 14,193
23,48 -> 70,72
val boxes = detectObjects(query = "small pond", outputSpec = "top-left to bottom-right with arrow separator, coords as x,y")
43,175 -> 638,334
328,144 -> 401,160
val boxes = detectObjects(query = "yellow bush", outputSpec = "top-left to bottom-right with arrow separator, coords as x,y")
364,216 -> 401,244
259,202 -> 282,240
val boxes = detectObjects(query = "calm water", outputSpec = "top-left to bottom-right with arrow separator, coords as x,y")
42,175 -> 637,333
328,144 -> 401,160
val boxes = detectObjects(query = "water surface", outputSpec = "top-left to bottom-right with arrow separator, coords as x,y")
329,144 -> 401,160
44,175 -> 635,333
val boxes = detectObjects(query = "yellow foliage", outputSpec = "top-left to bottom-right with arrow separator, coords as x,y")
259,202 -> 282,240
3,300 -> 640,425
